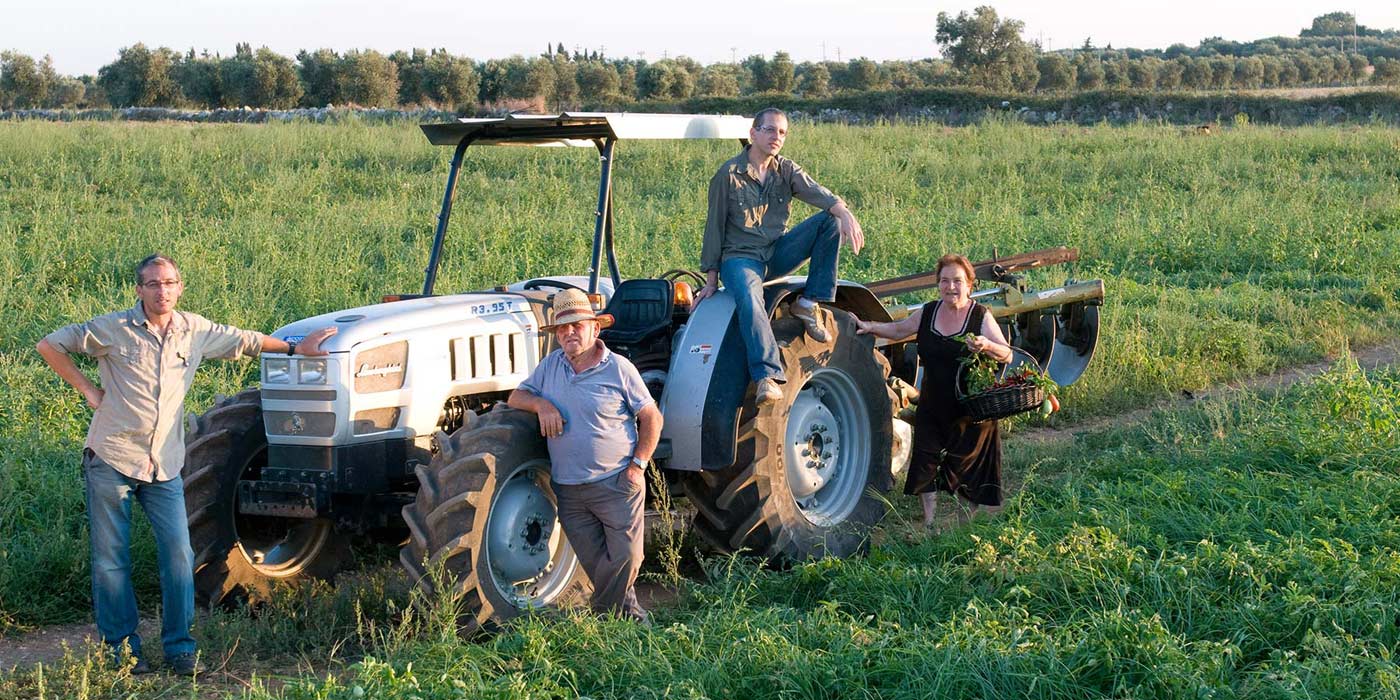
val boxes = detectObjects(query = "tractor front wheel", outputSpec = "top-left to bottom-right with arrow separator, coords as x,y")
399,406 -> 590,635
182,389 -> 348,608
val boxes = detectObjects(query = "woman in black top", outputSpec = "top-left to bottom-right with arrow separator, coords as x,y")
856,253 -> 1014,531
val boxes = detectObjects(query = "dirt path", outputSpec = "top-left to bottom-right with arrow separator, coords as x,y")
1014,342 -> 1400,446
0,619 -> 158,672
0,618 -> 308,695
4,342 -> 1396,677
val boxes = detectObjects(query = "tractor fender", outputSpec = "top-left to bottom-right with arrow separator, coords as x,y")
660,277 -> 891,472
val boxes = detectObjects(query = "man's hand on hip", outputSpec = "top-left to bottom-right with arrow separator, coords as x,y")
84,387 -> 105,411
626,459 -> 647,491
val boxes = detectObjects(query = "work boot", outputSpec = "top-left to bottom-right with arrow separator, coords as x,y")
165,652 -> 203,677
109,653 -> 152,675
790,298 -> 829,343
755,378 -> 783,405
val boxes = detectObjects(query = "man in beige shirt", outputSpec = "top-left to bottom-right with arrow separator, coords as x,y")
692,107 -> 866,404
36,254 -> 334,675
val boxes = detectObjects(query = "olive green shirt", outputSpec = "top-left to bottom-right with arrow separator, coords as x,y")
700,147 -> 843,272
45,303 -> 263,482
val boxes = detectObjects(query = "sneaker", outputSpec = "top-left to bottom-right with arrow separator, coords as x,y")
756,378 -> 783,405
790,299 -> 830,343
165,652 -> 203,676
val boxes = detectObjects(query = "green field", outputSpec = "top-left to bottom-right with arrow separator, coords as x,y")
1,119 -> 1398,698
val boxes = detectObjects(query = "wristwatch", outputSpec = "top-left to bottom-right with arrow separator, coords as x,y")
630,456 -> 646,469
285,341 -> 298,356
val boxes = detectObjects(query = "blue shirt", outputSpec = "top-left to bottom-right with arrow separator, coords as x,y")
518,341 -> 655,485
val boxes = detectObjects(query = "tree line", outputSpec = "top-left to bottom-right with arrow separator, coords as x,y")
935,8 -> 1400,92
3,9 -> 1399,112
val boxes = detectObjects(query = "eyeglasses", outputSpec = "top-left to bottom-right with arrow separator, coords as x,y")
755,125 -> 787,137
140,279 -> 182,290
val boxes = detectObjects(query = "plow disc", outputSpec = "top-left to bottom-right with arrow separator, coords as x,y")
1045,301 -> 1100,387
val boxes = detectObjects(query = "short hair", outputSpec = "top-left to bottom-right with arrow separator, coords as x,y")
935,253 -> 976,283
135,254 -> 180,285
752,107 -> 787,129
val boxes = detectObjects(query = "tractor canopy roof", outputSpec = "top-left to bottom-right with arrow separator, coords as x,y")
420,112 -> 752,147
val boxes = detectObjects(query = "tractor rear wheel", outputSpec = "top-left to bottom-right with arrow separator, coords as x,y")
399,406 -> 590,636
684,308 -> 895,562
183,389 -> 348,608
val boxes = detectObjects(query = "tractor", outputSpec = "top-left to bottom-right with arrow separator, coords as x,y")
182,113 -> 1102,632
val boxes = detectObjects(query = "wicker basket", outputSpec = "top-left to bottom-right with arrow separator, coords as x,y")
959,383 -> 1045,422
955,348 -> 1046,422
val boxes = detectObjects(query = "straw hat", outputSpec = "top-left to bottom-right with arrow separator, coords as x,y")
541,288 -> 614,331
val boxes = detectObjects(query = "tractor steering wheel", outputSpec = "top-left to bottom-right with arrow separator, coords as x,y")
522,278 -> 584,293
659,269 -> 706,287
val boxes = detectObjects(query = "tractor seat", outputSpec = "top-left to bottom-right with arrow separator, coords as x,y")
599,279 -> 673,346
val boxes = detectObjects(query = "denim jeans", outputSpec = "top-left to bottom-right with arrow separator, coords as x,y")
719,211 -> 841,383
83,450 -> 196,660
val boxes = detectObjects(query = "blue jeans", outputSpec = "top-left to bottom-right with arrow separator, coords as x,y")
83,450 -> 196,660
719,212 -> 840,383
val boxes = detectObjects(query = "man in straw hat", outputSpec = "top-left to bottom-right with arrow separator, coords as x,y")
507,288 -> 662,623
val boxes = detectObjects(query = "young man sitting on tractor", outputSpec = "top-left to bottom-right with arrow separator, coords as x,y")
691,107 -> 867,405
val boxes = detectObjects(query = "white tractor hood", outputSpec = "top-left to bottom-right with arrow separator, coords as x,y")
271,292 -> 530,353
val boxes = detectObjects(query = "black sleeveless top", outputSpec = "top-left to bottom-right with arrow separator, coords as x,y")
915,300 -> 989,415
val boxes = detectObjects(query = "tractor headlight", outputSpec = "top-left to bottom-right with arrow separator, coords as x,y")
298,359 -> 328,385
263,358 -> 291,384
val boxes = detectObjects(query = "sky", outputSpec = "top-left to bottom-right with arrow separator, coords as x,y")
7,0 -> 1400,76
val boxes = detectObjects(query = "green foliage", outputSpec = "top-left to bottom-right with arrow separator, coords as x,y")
1036,53 -> 1075,92
96,43 -> 181,107
10,9 -> 1400,115
394,49 -> 479,110
1302,11 -> 1362,37
1375,57 -> 1400,86
844,56 -> 882,91
338,49 -> 399,107
220,45 -> 303,109
797,62 -> 831,98
697,63 -> 740,98
1074,53 -> 1105,90
171,50 -> 222,108
747,51 -> 795,94
935,5 -> 1039,91
576,60 -> 622,101
296,47 -> 340,107
0,51 -> 58,109
638,59 -> 695,100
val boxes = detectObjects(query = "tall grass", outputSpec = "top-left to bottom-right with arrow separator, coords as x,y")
0,120 -> 1397,691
